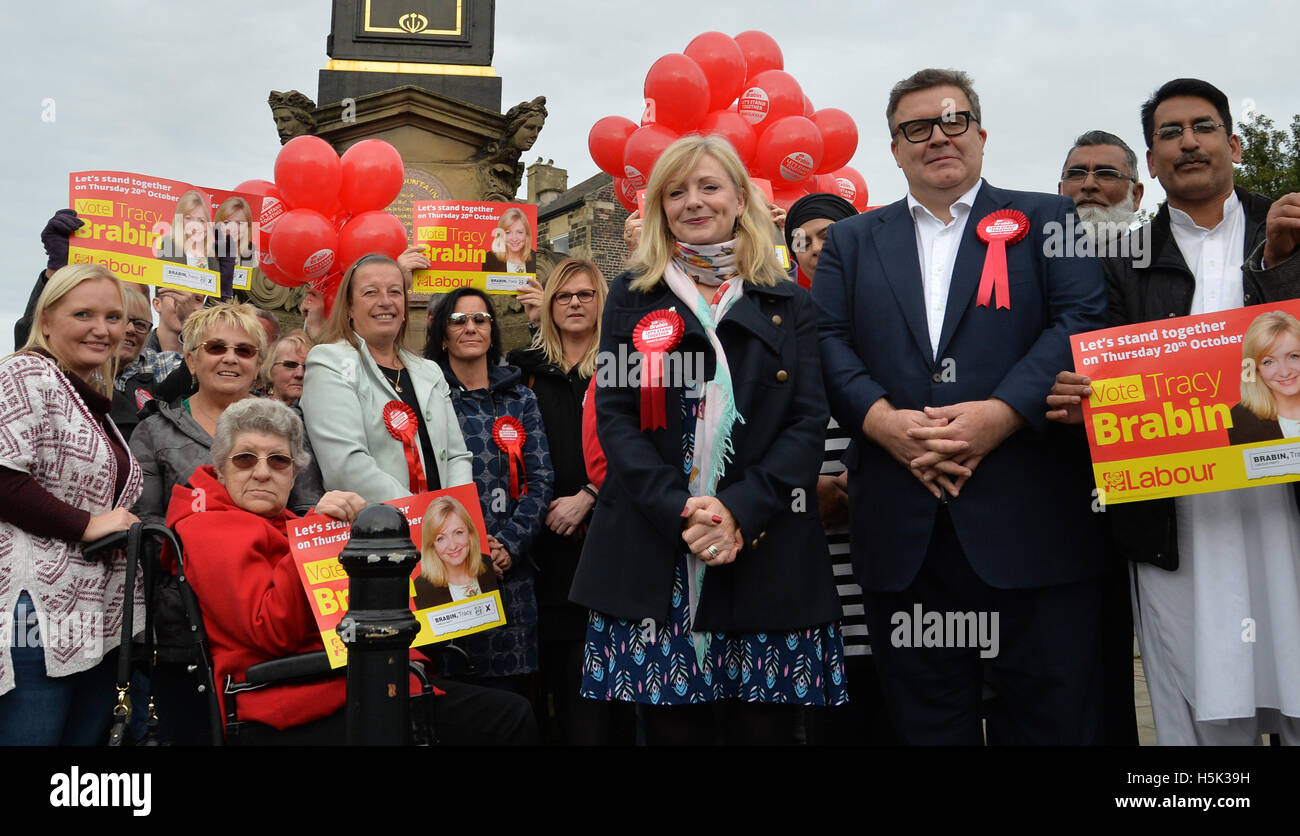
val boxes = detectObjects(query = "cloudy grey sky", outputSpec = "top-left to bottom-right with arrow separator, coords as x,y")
2,0 -> 1296,350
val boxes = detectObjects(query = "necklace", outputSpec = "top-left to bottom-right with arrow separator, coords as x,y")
382,366 -> 404,393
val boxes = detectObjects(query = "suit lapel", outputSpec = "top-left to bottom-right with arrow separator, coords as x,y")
873,202 -> 935,364
935,181 -> 1010,360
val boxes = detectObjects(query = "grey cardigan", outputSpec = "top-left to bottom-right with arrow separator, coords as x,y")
300,337 -> 473,502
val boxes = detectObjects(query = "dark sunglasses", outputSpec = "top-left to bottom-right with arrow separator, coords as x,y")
227,452 -> 294,471
448,312 -> 493,327
273,360 -> 304,371
200,340 -> 258,359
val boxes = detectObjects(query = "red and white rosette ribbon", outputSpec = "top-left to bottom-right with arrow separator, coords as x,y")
633,310 -> 684,431
492,416 -> 527,499
383,400 -> 427,493
975,209 -> 1030,310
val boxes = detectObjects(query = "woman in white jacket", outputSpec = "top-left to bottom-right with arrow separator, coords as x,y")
301,254 -> 472,501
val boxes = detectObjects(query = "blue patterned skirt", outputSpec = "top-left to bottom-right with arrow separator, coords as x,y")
580,554 -> 849,706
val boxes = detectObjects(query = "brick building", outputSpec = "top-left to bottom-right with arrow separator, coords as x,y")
528,161 -> 632,284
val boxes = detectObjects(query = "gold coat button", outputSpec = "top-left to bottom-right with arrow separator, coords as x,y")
751,539 -> 760,549
775,370 -> 789,382
771,314 -> 783,326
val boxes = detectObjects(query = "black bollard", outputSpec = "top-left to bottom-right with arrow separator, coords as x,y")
336,504 -> 421,745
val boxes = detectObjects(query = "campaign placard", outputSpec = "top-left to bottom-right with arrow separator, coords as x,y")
410,201 -> 538,294
67,171 -> 264,297
1072,298 -> 1300,504
288,484 -> 506,668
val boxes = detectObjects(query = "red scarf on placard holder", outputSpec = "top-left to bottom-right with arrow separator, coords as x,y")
383,400 -> 428,493
975,209 -> 1030,309
633,310 -> 685,431
492,416 -> 527,499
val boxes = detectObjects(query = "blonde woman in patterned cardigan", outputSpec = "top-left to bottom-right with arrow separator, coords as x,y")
0,264 -> 143,745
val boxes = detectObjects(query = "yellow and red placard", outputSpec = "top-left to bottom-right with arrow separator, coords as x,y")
288,484 -> 506,668
410,201 -> 538,294
1073,298 -> 1300,504
67,171 -> 264,298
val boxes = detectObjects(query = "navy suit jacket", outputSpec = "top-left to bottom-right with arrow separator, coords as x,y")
812,180 -> 1107,592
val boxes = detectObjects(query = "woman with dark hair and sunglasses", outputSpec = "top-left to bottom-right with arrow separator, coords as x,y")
423,288 -> 553,701
129,302 -> 326,744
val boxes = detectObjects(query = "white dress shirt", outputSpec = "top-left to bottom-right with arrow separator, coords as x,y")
1169,191 -> 1245,315
906,180 -> 984,357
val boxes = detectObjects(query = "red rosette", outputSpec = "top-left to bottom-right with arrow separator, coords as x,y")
975,209 -> 1030,310
383,400 -> 427,493
492,415 -> 527,499
632,310 -> 685,430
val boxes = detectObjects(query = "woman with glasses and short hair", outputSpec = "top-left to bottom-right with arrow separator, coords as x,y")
129,302 -> 325,744
262,330 -> 312,406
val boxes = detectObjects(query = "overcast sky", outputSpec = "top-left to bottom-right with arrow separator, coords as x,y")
3,0 -> 1296,350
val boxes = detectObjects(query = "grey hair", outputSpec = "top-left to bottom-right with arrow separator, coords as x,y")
886,68 -> 982,134
211,398 -> 311,473
1062,130 -> 1140,179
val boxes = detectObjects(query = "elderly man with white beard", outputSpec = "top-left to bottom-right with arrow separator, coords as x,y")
1058,130 -> 1145,236
1047,129 -> 1145,746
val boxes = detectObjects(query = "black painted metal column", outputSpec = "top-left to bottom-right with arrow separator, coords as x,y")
336,505 -> 421,745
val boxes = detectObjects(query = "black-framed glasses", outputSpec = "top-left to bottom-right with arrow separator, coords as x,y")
1154,120 -> 1224,142
553,290 -> 596,305
893,111 -> 978,143
126,317 -> 152,334
273,360 -> 304,371
1062,167 -> 1136,184
448,312 -> 493,327
199,339 -> 258,359
227,452 -> 294,471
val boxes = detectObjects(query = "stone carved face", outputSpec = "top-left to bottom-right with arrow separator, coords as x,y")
511,115 -> 544,152
273,107 -> 310,144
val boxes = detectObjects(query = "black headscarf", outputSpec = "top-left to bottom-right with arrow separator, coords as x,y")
784,193 -> 859,253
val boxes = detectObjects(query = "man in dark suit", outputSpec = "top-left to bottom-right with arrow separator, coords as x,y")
813,68 -> 1109,744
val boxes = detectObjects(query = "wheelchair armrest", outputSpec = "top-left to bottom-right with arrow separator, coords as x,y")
244,650 -> 333,685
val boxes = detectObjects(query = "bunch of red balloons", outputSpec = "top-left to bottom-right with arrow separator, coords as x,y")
234,137 -> 409,303
588,30 -> 869,214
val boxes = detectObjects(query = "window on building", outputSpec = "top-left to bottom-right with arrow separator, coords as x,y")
550,233 -> 570,255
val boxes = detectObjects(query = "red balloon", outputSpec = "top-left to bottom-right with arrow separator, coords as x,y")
754,116 -> 825,184
643,53 -> 710,132
274,136 -> 342,213
812,173 -> 840,194
257,248 -> 300,288
250,185 -> 286,253
589,116 -> 638,178
802,95 -> 815,118
622,124 -> 680,189
234,179 -> 275,196
269,209 -> 338,281
771,181 -> 811,213
339,140 -> 404,215
699,109 -> 757,166
684,32 -> 747,112
737,70 -> 804,134
613,177 -> 639,213
812,108 -> 859,174
829,166 -> 870,211
734,30 -> 783,79
337,211 -> 408,274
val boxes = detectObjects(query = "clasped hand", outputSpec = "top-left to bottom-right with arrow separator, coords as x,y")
865,398 -> 1023,498
681,496 -> 742,565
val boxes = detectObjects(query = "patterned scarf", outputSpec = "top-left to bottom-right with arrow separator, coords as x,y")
673,240 -> 740,286
663,249 -> 746,668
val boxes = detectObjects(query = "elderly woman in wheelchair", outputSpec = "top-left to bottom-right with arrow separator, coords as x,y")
163,397 -> 536,744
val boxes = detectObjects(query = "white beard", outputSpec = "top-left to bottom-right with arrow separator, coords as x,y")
1076,193 -> 1137,227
